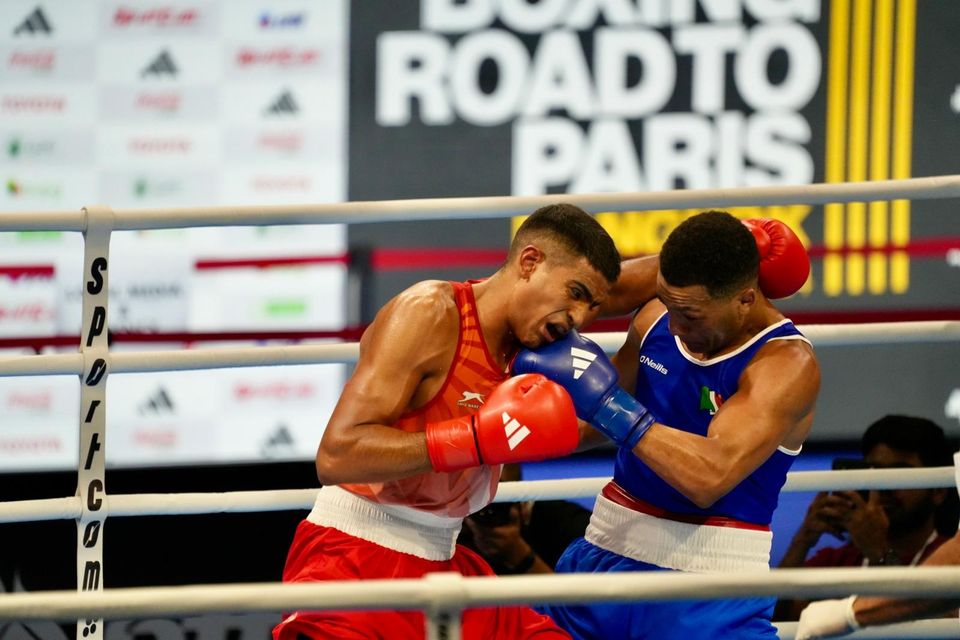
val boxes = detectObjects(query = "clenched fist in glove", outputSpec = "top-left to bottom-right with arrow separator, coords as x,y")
512,331 -> 654,449
426,373 -> 579,472
743,218 -> 810,299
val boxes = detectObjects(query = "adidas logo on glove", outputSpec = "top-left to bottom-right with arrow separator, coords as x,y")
502,412 -> 531,450
571,347 -> 597,379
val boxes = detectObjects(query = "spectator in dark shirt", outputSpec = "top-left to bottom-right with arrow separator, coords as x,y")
775,415 -> 958,621
459,464 -> 592,575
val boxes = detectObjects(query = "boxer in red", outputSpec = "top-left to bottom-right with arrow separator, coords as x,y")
273,204 -> 627,640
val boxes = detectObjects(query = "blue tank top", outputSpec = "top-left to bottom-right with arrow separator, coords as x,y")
614,312 -> 810,525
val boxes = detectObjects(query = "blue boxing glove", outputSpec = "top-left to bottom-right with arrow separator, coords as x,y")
511,331 -> 654,449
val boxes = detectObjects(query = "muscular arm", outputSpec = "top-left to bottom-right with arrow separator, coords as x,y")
632,338 -> 820,508
600,255 -> 659,318
853,532 -> 960,626
315,283 -> 458,485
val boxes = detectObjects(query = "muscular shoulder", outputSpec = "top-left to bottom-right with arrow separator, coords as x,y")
742,337 -> 820,405
361,280 -> 459,369
626,298 -> 666,350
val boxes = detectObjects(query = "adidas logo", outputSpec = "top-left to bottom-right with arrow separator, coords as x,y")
138,387 -> 175,415
262,424 -> 296,456
141,50 -> 177,77
571,347 -> 597,380
13,8 -> 52,35
502,412 -> 530,450
266,90 -> 298,115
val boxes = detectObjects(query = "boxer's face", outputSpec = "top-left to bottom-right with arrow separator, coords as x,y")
512,251 -> 610,348
656,274 -> 748,356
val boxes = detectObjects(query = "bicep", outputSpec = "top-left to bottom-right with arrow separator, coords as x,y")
601,255 -> 659,318
706,344 -> 819,471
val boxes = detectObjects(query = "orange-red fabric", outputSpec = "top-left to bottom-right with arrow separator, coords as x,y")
273,522 -> 569,640
341,281 -> 506,518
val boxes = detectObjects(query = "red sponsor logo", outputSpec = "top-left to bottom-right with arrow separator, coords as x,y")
6,390 -> 52,411
133,429 -> 178,447
0,303 -> 55,323
235,47 -> 319,68
250,176 -> 312,191
234,381 -> 315,401
113,6 -> 199,26
257,132 -> 303,152
136,92 -> 181,112
8,49 -> 55,70
0,437 -> 61,451
2,95 -> 65,113
128,137 -> 192,154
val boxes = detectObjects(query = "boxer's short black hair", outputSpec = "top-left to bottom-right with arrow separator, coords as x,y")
660,210 -> 759,298
511,203 -> 620,283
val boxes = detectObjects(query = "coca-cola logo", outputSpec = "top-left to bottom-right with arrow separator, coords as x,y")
113,7 -> 199,26
235,47 -> 319,68
8,49 -> 55,70
234,381 -> 315,401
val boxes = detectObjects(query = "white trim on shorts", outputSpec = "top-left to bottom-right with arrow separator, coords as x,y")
307,485 -> 463,561
585,493 -> 772,573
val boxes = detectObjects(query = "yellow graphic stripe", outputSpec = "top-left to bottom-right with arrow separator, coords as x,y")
845,0 -> 873,295
868,0 -> 894,294
823,0 -> 850,296
891,0 -> 916,294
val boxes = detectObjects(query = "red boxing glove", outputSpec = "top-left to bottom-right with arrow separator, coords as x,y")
743,218 -> 810,298
425,373 -> 578,472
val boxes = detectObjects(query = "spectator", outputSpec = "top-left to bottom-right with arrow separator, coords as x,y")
775,415 -> 958,621
460,464 -> 592,575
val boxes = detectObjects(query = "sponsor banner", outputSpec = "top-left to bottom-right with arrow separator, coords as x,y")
100,1 -> 218,37
214,364 -> 345,462
0,3 -> 96,43
189,264 -> 346,330
0,85 -> 96,121
0,272 -> 58,336
97,125 -> 220,166
106,371 -> 219,466
187,223 -> 346,257
99,85 -> 220,121
98,169 -> 219,206
221,84 -> 343,126
58,240 -> 191,333
220,161 -> 344,205
1,170 -> 98,210
1,44 -> 95,81
97,43 -> 220,84
0,128 -> 95,164
221,0 -> 346,41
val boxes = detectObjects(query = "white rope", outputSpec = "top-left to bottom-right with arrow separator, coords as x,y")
2,175 -> 959,232
0,468 -> 953,524
0,322 -> 956,377
775,619 -> 960,640
0,567 -> 958,620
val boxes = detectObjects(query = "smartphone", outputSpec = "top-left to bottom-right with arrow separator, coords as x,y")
831,457 -> 871,500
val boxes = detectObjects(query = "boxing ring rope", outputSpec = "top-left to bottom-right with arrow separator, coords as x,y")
2,175 -> 960,639
0,467 -> 956,525
0,569 -> 958,640
0,322 -> 957,377
2,174 -> 958,230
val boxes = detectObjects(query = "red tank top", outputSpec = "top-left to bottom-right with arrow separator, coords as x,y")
342,281 -> 507,518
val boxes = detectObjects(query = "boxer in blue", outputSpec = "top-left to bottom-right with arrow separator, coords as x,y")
515,211 -> 820,639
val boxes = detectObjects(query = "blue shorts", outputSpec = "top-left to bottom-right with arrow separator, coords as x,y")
540,537 -> 778,640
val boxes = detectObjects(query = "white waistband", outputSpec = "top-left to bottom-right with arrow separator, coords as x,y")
585,493 -> 772,573
307,486 -> 463,561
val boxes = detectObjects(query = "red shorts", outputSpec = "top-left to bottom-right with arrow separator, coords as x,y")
273,520 -> 570,640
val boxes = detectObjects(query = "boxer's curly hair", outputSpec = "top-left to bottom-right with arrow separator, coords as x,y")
660,210 -> 759,298
510,203 -> 621,283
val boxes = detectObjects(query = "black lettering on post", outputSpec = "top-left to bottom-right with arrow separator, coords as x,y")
82,561 -> 101,591
84,400 -> 100,423
86,257 -> 107,295
87,479 -> 103,511
84,359 -> 107,386
85,306 -> 106,348
84,433 -> 101,471
82,521 -> 101,548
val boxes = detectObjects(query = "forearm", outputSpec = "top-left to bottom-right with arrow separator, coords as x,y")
779,532 -> 819,568
601,255 -> 659,317
317,425 -> 432,485
632,424 -> 734,507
